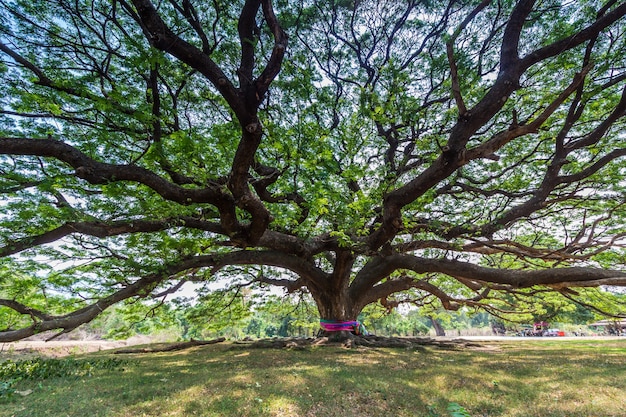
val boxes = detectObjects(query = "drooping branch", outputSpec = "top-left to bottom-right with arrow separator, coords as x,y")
255,275 -> 307,293
0,41 -> 137,117
560,292 -> 626,319
355,275 -> 415,311
0,251 -> 301,342
0,255 -> 203,342
355,273 -> 495,314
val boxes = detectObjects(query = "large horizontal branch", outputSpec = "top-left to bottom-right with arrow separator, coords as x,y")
210,250 -> 329,291
255,275 -> 307,293
0,211 -> 334,261
394,255 -> 626,288
350,254 -> 626,301
0,254 -> 219,342
0,217 -> 224,257
0,138 -> 225,202
0,300 -> 53,321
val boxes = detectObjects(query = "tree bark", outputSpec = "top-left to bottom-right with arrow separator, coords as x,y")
429,317 -> 446,337
114,338 -> 225,354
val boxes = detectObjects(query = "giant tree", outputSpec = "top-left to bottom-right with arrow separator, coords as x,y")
1,0 -> 626,342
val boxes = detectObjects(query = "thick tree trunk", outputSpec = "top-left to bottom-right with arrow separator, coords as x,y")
311,251 -> 359,320
309,250 -> 373,340
429,316 -> 446,337
312,287 -> 363,339
316,293 -> 357,322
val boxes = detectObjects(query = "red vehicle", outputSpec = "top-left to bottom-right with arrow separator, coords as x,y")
518,322 -> 565,337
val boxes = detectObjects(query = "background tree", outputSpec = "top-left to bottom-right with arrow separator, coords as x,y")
1,0 -> 626,342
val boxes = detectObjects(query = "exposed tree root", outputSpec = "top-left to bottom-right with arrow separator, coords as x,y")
111,335 -> 485,354
233,335 -> 485,350
114,337 -> 226,354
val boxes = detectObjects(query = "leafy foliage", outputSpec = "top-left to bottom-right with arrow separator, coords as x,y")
0,0 -> 625,341
0,357 -> 127,381
446,402 -> 473,417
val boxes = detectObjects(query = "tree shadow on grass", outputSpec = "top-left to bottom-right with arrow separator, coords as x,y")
1,340 -> 624,417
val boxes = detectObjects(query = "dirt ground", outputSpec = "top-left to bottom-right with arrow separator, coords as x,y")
1,335 -> 623,360
0,336 -> 151,359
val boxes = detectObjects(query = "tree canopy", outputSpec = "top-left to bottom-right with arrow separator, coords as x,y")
1,0 -> 626,342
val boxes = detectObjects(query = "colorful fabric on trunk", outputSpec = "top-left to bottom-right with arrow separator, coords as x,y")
320,319 -> 368,335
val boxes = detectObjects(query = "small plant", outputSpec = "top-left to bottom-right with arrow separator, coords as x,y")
426,402 -> 473,416
447,402 -> 472,417
0,379 -> 16,400
426,405 -> 441,416
0,357 -> 127,381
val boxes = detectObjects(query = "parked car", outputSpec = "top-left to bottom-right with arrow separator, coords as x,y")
545,329 -> 566,337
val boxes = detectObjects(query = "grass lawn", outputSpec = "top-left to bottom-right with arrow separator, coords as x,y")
1,339 -> 625,417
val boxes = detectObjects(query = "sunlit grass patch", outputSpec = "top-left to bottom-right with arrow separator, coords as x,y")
0,340 -> 624,416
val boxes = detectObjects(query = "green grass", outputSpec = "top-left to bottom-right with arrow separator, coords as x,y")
1,339 -> 625,417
